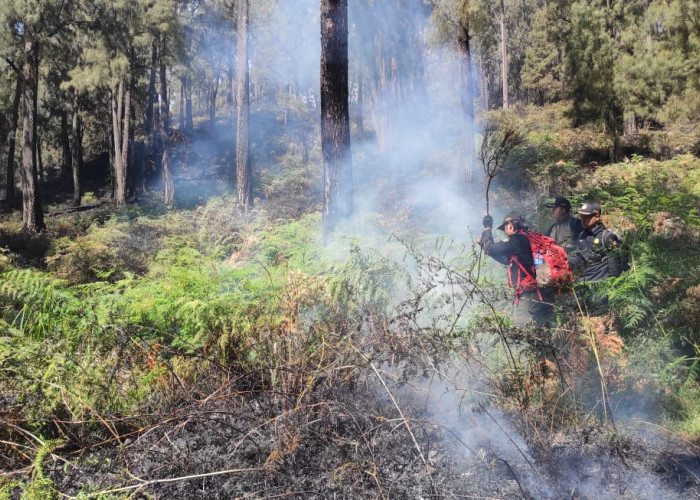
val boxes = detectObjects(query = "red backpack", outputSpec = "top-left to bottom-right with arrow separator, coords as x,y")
508,231 -> 573,299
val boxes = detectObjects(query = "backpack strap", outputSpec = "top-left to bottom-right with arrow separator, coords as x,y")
508,255 -> 543,303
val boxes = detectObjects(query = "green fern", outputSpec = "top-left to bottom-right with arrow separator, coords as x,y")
329,241 -> 401,317
0,269 -> 88,339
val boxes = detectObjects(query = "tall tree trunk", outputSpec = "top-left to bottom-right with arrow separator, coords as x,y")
60,111 -> 71,177
357,66 -> 364,137
236,0 -> 252,210
162,146 -> 174,207
4,73 -> 21,210
112,75 -> 130,206
159,41 -> 169,132
120,84 -> 131,202
71,89 -> 81,206
458,1 -> 475,184
146,39 -> 157,134
226,57 -> 235,121
20,35 -> 45,232
321,0 -> 352,240
37,136 -> 44,187
185,77 -> 193,131
111,78 -> 123,202
179,76 -> 186,130
500,0 -> 509,110
479,56 -> 489,110
210,69 -> 219,130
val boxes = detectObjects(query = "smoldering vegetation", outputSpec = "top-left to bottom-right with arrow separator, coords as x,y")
2,1 -> 700,499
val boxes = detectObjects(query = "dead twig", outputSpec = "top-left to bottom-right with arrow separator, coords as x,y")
59,467 -> 267,499
477,402 -> 543,482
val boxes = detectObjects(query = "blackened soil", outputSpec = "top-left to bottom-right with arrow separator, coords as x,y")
45,380 -> 525,499
32,376 -> 700,499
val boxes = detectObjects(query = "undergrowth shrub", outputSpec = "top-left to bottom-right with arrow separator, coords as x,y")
46,218 -> 171,284
261,153 -> 323,219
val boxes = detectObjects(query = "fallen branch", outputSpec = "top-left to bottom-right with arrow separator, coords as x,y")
47,202 -> 105,217
59,467 -> 266,499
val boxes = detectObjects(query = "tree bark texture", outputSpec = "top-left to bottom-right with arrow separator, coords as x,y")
236,0 -> 252,210
500,0 -> 509,110
146,40 -> 157,134
4,73 -> 21,209
321,0 -> 353,240
185,77 -> 193,131
458,1 -> 475,184
159,35 -> 169,132
71,89 -> 81,206
179,76 -> 186,130
162,147 -> 174,207
60,111 -> 71,177
210,68 -> 219,130
112,75 -> 130,205
20,35 -> 45,232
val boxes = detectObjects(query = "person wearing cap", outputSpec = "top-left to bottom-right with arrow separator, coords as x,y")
568,201 -> 625,284
479,212 -> 553,326
544,197 -> 583,254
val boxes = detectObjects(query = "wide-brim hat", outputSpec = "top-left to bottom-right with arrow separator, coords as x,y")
497,211 -> 522,231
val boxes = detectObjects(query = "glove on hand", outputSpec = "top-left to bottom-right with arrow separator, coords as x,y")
483,215 -> 493,228
580,247 -> 600,264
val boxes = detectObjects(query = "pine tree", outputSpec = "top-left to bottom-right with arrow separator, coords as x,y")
321,0 -> 353,240
236,0 -> 252,211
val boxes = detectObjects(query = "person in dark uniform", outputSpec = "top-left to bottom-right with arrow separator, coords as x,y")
568,201 -> 626,312
568,201 -> 625,283
479,212 -> 553,326
545,197 -> 583,254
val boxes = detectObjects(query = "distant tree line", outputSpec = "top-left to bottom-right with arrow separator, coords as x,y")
0,0 -> 697,232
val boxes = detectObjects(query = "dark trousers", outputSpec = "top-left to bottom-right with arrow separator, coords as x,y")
511,288 -> 555,326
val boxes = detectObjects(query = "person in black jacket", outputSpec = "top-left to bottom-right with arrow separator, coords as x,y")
479,212 -> 553,326
568,201 -> 625,283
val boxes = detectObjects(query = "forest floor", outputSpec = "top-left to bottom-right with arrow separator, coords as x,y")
37,362 -> 700,499
3,120 -> 700,499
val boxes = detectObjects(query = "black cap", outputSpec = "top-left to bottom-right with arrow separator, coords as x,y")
545,197 -> 572,210
497,212 -> 522,231
577,201 -> 601,216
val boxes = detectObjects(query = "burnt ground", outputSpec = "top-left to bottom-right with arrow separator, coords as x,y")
24,364 -> 700,500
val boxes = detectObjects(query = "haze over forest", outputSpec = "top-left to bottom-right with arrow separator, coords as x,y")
1,1 -> 699,499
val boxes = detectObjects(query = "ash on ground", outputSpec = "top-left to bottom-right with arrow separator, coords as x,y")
38,365 -> 700,500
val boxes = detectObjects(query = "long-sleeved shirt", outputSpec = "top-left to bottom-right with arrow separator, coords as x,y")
480,228 -> 536,291
545,214 -> 583,254
568,222 -> 624,283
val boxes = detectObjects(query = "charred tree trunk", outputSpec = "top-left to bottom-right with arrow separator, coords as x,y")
500,0 -> 509,110
4,73 -> 21,210
60,111 -> 71,178
71,89 -> 81,206
37,136 -> 44,187
20,35 -> 45,232
236,0 -> 252,210
458,2 -> 475,184
321,0 -> 353,240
